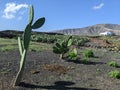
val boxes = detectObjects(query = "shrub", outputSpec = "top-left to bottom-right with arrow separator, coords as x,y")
81,57 -> 89,64
83,49 -> 94,58
108,70 -> 120,79
108,61 -> 118,68
36,37 -> 43,42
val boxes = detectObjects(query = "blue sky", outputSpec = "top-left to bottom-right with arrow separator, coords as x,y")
0,0 -> 120,32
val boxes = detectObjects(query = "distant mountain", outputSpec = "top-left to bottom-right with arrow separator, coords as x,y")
0,24 -> 120,38
54,24 -> 120,36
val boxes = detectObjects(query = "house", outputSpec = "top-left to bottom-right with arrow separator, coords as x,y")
99,31 -> 115,36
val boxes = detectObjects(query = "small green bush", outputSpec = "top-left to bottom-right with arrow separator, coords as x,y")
81,57 -> 89,64
108,61 -> 118,67
83,49 -> 94,58
108,70 -> 120,79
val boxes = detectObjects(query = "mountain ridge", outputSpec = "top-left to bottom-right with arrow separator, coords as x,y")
0,24 -> 120,36
53,24 -> 120,35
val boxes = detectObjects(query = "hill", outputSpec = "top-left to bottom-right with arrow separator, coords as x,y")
54,24 -> 120,36
0,24 -> 120,37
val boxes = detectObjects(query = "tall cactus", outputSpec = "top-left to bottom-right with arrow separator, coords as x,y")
13,5 -> 45,86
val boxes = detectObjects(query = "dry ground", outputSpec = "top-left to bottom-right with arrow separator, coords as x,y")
1,48 -> 120,90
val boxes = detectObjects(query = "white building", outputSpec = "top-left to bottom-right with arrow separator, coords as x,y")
99,31 -> 114,36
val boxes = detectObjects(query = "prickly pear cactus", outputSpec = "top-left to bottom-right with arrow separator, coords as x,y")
53,36 -> 72,59
14,5 -> 45,86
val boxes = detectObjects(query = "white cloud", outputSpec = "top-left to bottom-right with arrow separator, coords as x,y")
93,3 -> 104,10
2,2 -> 28,19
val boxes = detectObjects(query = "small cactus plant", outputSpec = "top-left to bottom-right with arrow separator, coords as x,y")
108,61 -> 118,68
13,5 -> 45,86
108,70 -> 120,79
53,36 -> 72,59
83,49 -> 94,58
67,48 -> 78,60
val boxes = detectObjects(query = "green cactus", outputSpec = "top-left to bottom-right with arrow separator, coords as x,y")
53,36 -> 72,59
13,5 -> 45,86
67,48 -> 78,60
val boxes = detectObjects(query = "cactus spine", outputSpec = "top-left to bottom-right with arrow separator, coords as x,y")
13,5 -> 45,86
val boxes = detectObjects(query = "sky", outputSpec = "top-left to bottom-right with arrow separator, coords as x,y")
0,0 -> 120,32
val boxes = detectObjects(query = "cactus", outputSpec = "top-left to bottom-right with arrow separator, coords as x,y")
13,5 -> 45,86
67,48 -> 78,60
53,36 -> 72,59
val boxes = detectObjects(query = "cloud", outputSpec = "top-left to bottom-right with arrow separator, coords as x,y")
93,3 -> 104,10
2,2 -> 28,19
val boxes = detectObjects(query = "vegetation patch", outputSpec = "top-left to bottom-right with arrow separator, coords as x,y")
0,45 -> 17,52
83,49 -> 94,58
107,61 -> 118,68
108,70 -> 120,79
81,57 -> 89,64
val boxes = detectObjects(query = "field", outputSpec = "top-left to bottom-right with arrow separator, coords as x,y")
1,34 -> 120,90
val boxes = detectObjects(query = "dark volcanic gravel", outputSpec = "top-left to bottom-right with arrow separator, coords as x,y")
1,50 -> 120,90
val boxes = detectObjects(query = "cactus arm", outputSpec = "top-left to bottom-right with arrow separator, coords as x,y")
29,5 -> 34,24
20,50 -> 27,70
18,37 -> 23,56
55,43 -> 61,48
67,38 -> 72,47
23,24 -> 32,50
67,36 -> 72,46
73,48 -> 77,55
14,50 -> 27,86
32,17 -> 45,29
